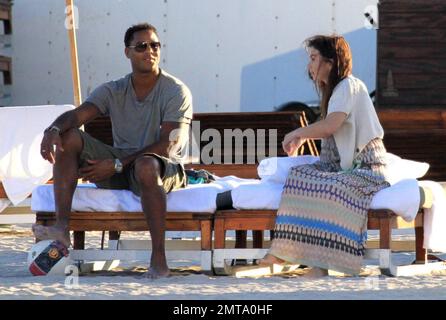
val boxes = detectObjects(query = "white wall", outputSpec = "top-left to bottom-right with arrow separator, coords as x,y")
10,0 -> 378,112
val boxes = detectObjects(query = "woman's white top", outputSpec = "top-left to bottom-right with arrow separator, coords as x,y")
327,75 -> 384,170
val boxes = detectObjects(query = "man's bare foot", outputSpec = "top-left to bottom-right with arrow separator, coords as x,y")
303,267 -> 329,278
32,224 -> 71,248
257,254 -> 287,266
142,267 -> 170,279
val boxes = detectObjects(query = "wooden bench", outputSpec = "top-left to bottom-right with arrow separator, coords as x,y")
209,164 -> 434,277
33,111 -> 312,273
192,111 -> 444,276
206,110 -> 446,276
31,110 -> 446,276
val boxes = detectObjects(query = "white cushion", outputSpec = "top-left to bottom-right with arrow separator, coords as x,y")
232,181 -> 283,210
257,153 -> 429,185
385,153 -> 429,185
232,178 -> 421,221
31,176 -> 259,213
370,179 -> 420,221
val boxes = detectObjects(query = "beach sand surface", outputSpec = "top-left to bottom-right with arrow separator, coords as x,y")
1,224 -> 446,300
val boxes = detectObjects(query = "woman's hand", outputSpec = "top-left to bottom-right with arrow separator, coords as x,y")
282,130 -> 305,156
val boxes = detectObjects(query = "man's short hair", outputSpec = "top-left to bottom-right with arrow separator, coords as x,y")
124,23 -> 159,47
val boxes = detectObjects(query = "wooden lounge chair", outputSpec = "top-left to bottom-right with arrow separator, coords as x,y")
205,110 -> 446,276
31,110 -> 446,276
210,164 -> 445,277
33,111 -> 310,273
35,211 -> 213,272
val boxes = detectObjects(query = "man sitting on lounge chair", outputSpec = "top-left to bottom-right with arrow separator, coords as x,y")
33,22 -> 193,279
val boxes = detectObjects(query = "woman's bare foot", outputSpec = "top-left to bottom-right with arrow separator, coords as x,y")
258,254 -> 287,266
303,267 -> 329,278
32,224 -> 71,248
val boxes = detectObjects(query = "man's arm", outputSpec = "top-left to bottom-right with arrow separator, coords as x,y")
78,121 -> 188,182
47,102 -> 102,133
41,102 -> 102,163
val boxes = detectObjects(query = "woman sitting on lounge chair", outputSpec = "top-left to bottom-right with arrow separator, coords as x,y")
260,35 -> 390,277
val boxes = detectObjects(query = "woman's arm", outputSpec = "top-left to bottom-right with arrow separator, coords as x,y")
283,112 -> 347,155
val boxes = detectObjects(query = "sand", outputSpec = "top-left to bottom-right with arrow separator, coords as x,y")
1,224 -> 446,300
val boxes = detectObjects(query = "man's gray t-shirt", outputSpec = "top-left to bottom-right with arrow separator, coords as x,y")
85,69 -> 193,163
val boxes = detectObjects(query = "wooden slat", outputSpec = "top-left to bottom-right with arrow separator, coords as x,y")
378,109 -> 446,128
36,213 -> 209,232
223,218 -> 276,231
378,73 -> 446,90
85,111 -> 319,165
185,163 -> 258,179
216,210 -> 276,218
37,211 -> 212,221
214,209 -> 406,232
380,13 -> 446,29
379,59 -> 446,74
378,89 -> 446,105
379,29 -> 446,44
193,111 -> 310,162
379,45 -> 446,60
379,0 -> 446,13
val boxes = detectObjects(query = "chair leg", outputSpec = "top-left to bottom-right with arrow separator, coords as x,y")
253,230 -> 264,248
235,230 -> 247,248
109,231 -> 120,241
73,231 -> 85,250
379,218 -> 391,249
415,226 -> 427,264
214,218 -> 226,249
200,220 -> 212,251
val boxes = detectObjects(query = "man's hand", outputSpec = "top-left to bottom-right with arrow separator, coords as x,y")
78,159 -> 116,183
40,131 -> 64,164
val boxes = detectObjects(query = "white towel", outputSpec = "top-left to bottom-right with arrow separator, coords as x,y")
230,178 -> 423,221
0,199 -> 10,212
370,179 -> 420,222
32,176 -> 260,213
257,154 -> 429,186
0,105 -> 75,207
418,180 -> 446,252
232,180 -> 284,210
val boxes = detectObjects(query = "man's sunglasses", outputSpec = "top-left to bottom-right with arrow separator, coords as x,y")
127,41 -> 161,53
